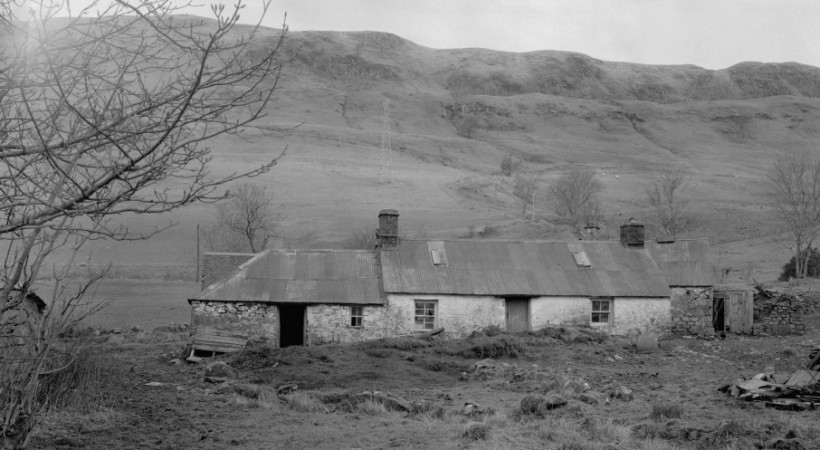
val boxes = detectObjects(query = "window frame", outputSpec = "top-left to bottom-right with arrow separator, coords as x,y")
350,305 -> 363,328
590,298 -> 612,326
414,300 -> 438,331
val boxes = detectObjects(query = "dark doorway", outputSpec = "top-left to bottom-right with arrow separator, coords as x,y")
279,304 -> 306,347
505,298 -> 530,333
713,296 -> 725,333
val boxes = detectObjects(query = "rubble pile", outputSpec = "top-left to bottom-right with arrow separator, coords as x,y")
753,286 -> 815,335
720,368 -> 820,411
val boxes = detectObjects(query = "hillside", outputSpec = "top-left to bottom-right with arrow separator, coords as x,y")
52,16 -> 820,280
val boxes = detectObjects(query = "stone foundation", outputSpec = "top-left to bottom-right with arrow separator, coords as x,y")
670,287 -> 714,336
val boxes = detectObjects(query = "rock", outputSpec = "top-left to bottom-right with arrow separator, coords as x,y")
106,334 -> 125,345
204,361 -> 238,379
609,386 -> 634,401
234,383 -> 261,399
613,354 -> 623,361
462,402 -> 481,415
575,391 -> 610,405
636,332 -> 659,353
204,376 -> 228,384
605,357 -> 615,363
564,378 -> 590,393
169,358 -> 182,366
520,394 -> 567,417
277,383 -> 298,395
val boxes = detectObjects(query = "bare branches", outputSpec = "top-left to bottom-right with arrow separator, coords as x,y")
549,169 -> 602,227
203,182 -> 285,253
644,170 -> 698,238
766,151 -> 820,279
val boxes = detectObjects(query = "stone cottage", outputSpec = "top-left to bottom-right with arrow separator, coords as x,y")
643,238 -> 715,336
191,210 -> 679,347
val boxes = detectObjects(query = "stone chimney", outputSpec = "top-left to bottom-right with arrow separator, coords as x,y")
619,218 -> 645,247
583,223 -> 600,241
377,209 -> 399,249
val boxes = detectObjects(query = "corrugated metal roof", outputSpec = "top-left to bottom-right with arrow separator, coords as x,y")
644,239 -> 712,286
380,240 -> 670,297
192,249 -> 383,304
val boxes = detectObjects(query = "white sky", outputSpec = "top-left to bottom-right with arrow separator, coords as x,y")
53,0 -> 820,69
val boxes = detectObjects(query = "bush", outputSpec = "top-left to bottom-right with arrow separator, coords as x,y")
779,247 -> 820,281
501,155 -> 522,176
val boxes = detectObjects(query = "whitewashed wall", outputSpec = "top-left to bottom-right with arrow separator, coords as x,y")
530,296 -> 671,336
386,294 -> 505,338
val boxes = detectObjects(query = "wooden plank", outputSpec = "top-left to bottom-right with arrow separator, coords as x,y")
192,326 -> 248,353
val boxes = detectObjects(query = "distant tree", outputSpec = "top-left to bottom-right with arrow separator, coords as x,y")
500,155 -> 522,177
766,151 -> 820,279
779,248 -> 820,281
550,169 -> 602,226
513,177 -> 536,221
455,115 -> 480,138
343,223 -> 377,249
644,171 -> 698,237
444,69 -> 480,118
204,183 -> 285,253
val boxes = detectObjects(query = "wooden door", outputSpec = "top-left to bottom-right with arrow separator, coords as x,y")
506,298 -> 530,333
725,291 -> 753,334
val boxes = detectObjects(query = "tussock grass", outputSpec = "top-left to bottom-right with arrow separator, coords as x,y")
461,421 -> 491,440
356,399 -> 388,415
650,402 -> 684,421
280,392 -> 328,413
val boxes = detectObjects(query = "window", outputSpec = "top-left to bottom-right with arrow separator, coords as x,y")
350,306 -> 363,327
414,300 -> 437,330
591,299 -> 612,325
428,241 -> 448,266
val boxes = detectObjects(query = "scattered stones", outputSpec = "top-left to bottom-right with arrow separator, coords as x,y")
574,391 -> 610,405
204,361 -> 238,380
233,383 -> 262,399
277,383 -> 298,395
519,394 -> 567,417
609,386 -> 634,401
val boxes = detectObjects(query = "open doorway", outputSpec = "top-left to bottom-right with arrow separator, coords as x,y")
713,296 -> 725,333
279,304 -> 306,347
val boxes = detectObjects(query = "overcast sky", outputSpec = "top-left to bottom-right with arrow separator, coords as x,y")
58,0 -> 820,70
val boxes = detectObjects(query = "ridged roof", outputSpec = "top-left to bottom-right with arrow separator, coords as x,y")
644,239 -> 712,287
191,249 -> 383,304
380,239 -> 671,297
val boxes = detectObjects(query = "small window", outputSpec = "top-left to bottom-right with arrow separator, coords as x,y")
591,299 -> 611,325
572,251 -> 591,267
428,241 -> 448,266
351,306 -> 363,327
414,300 -> 437,331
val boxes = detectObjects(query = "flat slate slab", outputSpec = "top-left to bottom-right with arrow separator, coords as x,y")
191,326 -> 249,354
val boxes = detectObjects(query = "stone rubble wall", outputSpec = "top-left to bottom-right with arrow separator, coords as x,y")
753,291 -> 814,335
670,287 -> 714,336
190,300 -> 278,340
0,299 -> 41,350
307,304 -> 406,345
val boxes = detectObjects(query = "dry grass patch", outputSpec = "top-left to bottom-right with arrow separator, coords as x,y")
280,392 -> 328,413
650,402 -> 683,421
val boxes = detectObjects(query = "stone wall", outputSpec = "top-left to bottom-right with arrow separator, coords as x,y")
190,300 -> 278,340
530,297 -> 671,336
0,297 -> 42,350
670,287 -> 713,336
200,252 -> 255,289
307,304 -> 405,345
387,294 -> 506,339
753,291 -> 813,335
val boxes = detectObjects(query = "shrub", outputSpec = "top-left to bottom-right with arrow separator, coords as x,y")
779,247 -> 820,281
461,422 -> 491,441
501,155 -> 522,176
449,336 -> 523,359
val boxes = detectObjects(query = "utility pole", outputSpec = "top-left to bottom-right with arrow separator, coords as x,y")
196,223 -> 200,283
379,98 -> 392,183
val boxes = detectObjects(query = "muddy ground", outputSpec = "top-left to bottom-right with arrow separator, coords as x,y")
28,318 -> 820,450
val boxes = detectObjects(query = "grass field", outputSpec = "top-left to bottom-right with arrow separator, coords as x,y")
80,279 -> 199,330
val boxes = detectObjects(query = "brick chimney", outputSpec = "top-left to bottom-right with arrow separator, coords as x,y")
619,218 -> 645,247
377,209 -> 399,249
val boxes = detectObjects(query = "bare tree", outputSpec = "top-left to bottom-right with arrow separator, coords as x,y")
644,171 -> 698,237
549,169 -> 602,227
343,223 -> 377,249
766,151 -> 820,279
500,155 -> 522,177
0,1 -> 287,445
203,183 -> 284,253
513,177 -> 536,221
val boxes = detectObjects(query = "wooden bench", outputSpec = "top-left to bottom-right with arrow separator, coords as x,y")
190,326 -> 249,357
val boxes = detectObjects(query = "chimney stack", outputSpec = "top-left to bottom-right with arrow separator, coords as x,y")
619,218 -> 645,247
377,209 -> 399,249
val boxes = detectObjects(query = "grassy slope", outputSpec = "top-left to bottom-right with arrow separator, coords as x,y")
59,19 -> 820,284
